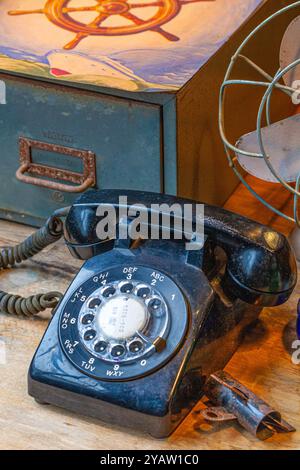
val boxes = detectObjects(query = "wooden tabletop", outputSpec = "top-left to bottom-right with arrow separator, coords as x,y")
0,185 -> 299,449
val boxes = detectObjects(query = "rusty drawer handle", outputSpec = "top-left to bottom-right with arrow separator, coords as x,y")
16,163 -> 95,193
16,137 -> 96,193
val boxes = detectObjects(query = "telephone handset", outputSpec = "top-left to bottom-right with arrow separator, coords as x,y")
20,189 -> 295,437
64,189 -> 296,305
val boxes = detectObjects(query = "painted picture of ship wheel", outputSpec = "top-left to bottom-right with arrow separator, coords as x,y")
8,0 -> 208,49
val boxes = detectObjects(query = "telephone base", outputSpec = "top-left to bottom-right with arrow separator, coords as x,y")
27,185 -> 296,439
27,248 -> 263,438
34,398 -> 50,406
28,375 -> 185,438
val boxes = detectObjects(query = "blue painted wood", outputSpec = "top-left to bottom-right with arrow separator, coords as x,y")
0,74 -> 170,224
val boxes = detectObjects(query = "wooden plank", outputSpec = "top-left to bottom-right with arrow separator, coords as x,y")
0,212 -> 299,450
224,174 -> 295,236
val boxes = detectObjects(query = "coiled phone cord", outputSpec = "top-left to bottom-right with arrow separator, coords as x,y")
0,210 -> 69,317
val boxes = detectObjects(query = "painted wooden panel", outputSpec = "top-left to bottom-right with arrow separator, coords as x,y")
0,0 -> 263,92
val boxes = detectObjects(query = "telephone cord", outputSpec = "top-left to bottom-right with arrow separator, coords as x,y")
0,211 -> 68,317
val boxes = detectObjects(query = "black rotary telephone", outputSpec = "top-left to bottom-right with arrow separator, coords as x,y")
0,190 -> 296,437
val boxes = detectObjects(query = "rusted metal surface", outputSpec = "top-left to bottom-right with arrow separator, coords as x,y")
16,137 -> 96,193
200,406 -> 236,423
201,370 -> 295,440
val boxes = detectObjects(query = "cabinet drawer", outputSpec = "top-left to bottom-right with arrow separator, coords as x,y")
0,75 -> 162,224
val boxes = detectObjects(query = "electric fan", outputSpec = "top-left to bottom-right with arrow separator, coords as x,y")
219,1 -> 300,336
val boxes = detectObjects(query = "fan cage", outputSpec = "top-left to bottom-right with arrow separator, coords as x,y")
219,1 -> 300,226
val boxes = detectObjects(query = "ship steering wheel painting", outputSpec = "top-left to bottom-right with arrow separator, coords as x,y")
8,0 -> 209,50
0,0 -> 262,92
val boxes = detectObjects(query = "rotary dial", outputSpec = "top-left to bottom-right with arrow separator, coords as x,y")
78,279 -> 170,364
59,265 -> 188,380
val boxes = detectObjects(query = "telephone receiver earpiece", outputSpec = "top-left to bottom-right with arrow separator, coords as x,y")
203,205 -> 297,306
221,239 -> 296,306
64,190 -> 297,307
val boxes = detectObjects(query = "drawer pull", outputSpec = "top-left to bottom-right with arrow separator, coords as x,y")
16,137 -> 96,193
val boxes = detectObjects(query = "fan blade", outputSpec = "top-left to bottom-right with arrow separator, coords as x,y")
235,114 -> 300,183
279,15 -> 300,87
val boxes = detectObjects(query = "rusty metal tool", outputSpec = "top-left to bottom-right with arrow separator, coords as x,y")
200,370 -> 295,440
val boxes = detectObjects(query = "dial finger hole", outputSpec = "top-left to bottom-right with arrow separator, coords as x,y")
84,329 -> 97,341
119,282 -> 134,294
81,313 -> 95,325
136,285 -> 151,299
94,340 -> 108,353
87,297 -> 101,309
128,339 -> 144,354
148,297 -> 162,313
111,344 -> 126,358
102,286 -> 116,298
